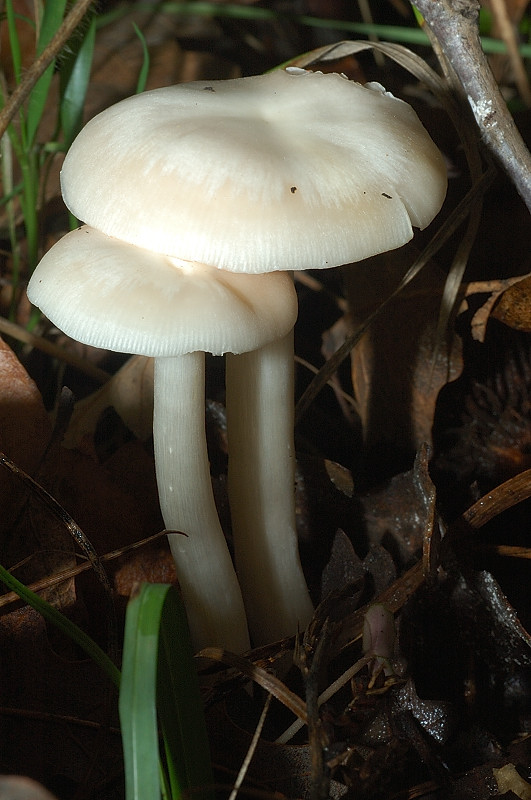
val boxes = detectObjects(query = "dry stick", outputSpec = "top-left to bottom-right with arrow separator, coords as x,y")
198,647 -> 308,724
413,0 -> 531,213
227,693 -> 272,800
489,0 -> 531,107
421,14 -> 487,353
0,705 -> 121,735
0,0 -> 94,140
0,529 -> 168,610
0,316 -> 110,383
460,467 -> 531,530
276,654 -> 372,745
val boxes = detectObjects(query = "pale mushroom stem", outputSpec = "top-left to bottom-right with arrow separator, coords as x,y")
226,330 -> 314,645
153,353 -> 250,653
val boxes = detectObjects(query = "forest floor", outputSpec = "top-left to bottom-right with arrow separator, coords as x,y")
0,1 -> 530,799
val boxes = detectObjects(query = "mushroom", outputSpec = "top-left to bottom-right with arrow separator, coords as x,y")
60,70 -> 447,273
224,331 -> 314,643
27,225 -> 298,652
42,68 -> 446,645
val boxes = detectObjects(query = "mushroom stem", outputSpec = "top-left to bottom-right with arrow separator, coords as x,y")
153,353 -> 250,653
226,331 -> 314,645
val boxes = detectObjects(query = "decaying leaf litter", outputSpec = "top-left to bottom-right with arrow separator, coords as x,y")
0,1 -> 530,798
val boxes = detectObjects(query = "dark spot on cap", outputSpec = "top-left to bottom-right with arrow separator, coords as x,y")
203,86 -> 215,92
382,192 -> 392,199
290,186 -> 297,194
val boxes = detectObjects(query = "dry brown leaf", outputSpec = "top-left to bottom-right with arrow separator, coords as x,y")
7,436 -> 165,608
0,337 -> 51,466
343,247 -> 462,473
490,273 -> 531,332
113,539 -> 176,599
0,339 -> 79,607
0,775 -> 59,800
360,445 -> 437,568
64,356 -> 154,453
0,336 -> 52,534
461,273 -> 530,341
49,442 -> 162,563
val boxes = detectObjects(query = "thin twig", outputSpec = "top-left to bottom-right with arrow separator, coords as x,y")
0,0 -> 94,140
0,316 -> 110,383
0,705 -> 121,734
228,694 -> 272,800
198,647 -> 308,723
276,654 -> 371,744
413,0 -> 531,212
489,0 -> 531,107
0,530 -> 169,610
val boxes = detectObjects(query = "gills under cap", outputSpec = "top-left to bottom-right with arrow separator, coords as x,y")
61,69 -> 447,273
26,226 -> 298,356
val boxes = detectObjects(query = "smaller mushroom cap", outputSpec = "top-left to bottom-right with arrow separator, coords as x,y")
27,226 -> 297,356
61,69 -> 447,273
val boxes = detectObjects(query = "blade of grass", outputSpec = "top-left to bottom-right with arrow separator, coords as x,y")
5,0 -> 23,85
60,14 -> 96,148
133,23 -> 150,94
26,0 -> 68,146
120,584 -> 163,800
156,586 -> 214,800
120,583 -> 213,800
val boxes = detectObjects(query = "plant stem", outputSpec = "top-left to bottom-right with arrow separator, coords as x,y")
413,0 -> 531,213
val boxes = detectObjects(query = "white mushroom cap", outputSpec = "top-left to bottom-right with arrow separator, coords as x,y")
61,69 -> 447,274
27,225 -> 298,356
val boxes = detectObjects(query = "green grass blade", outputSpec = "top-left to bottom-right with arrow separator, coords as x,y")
120,584 -> 164,800
120,583 -> 214,800
5,0 -> 23,85
156,587 -> 214,800
36,0 -> 68,50
25,69 -> 54,147
26,0 -> 68,146
133,23 -> 150,94
0,561 -> 120,688
60,14 -> 96,147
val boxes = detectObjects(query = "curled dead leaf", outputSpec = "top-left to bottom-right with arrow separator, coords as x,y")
63,356 -> 154,453
491,273 -> 531,332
